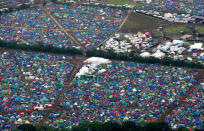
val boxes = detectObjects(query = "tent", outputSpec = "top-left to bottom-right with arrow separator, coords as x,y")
152,50 -> 165,58
140,52 -> 150,57
190,43 -> 203,50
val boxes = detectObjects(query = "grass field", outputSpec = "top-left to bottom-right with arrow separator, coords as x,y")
120,11 -> 204,40
164,26 -> 204,35
120,12 -> 163,33
152,25 -> 204,40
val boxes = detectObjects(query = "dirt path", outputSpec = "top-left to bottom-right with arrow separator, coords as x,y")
117,10 -> 132,32
39,4 -> 86,51
38,57 -> 86,125
95,9 -> 132,49
11,51 -> 25,82
158,70 -> 203,121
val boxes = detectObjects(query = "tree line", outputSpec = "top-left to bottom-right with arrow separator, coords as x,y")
14,121 -> 203,131
0,40 -> 83,55
0,40 -> 203,69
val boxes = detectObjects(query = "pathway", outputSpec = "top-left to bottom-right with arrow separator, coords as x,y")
39,4 -> 86,51
95,9 -> 132,49
158,70 -> 203,121
38,57 -> 86,125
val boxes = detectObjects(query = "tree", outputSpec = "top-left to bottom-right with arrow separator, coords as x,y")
176,127 -> 189,131
121,121 -> 141,131
102,121 -> 122,131
143,122 -> 171,131
17,124 -> 36,131
72,120 -> 91,131
90,121 -> 103,131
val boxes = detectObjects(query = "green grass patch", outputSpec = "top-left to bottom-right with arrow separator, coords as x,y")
196,26 -> 204,34
164,26 -> 192,36
163,25 -> 204,36
120,12 -> 162,33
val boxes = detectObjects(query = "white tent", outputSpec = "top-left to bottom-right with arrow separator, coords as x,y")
98,69 -> 106,73
76,66 -> 89,77
152,50 -> 165,58
140,52 -> 150,57
164,13 -> 173,19
172,40 -> 184,45
190,43 -> 203,50
84,57 -> 111,64
76,57 -> 111,77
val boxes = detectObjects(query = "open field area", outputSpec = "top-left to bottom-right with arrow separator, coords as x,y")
120,12 -> 162,33
120,12 -> 187,33
120,12 -> 204,40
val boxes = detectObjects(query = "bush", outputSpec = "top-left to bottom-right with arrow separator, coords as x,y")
17,124 -> 36,131
143,122 -> 172,131
0,40 -> 83,55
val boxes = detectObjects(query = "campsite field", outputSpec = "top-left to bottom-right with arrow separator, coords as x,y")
99,0 -> 144,7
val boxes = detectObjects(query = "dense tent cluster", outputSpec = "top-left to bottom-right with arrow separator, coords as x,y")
0,8 -> 76,48
0,51 -> 73,112
0,0 -> 203,130
165,86 -> 203,129
46,4 -> 126,49
0,0 -> 31,6
0,111 -> 45,129
44,60 -> 199,129
141,0 -> 204,16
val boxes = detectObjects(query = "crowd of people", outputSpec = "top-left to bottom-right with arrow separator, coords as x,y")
46,4 -> 126,49
44,61 -> 198,129
0,51 -> 73,112
141,0 -> 204,16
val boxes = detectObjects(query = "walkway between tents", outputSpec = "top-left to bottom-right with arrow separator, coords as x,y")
38,57 -> 86,125
39,4 -> 86,51
158,70 -> 203,121
95,9 -> 132,49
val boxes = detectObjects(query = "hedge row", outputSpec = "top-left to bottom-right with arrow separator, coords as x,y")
16,121 -> 202,131
0,40 -> 83,55
0,40 -> 203,69
86,49 -> 204,69
0,3 -> 31,15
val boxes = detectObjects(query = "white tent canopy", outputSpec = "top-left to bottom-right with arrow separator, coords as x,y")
84,57 -> 111,64
190,43 -> 203,50
140,52 -> 150,57
76,57 -> 111,77
172,40 -> 184,45
152,50 -> 165,58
